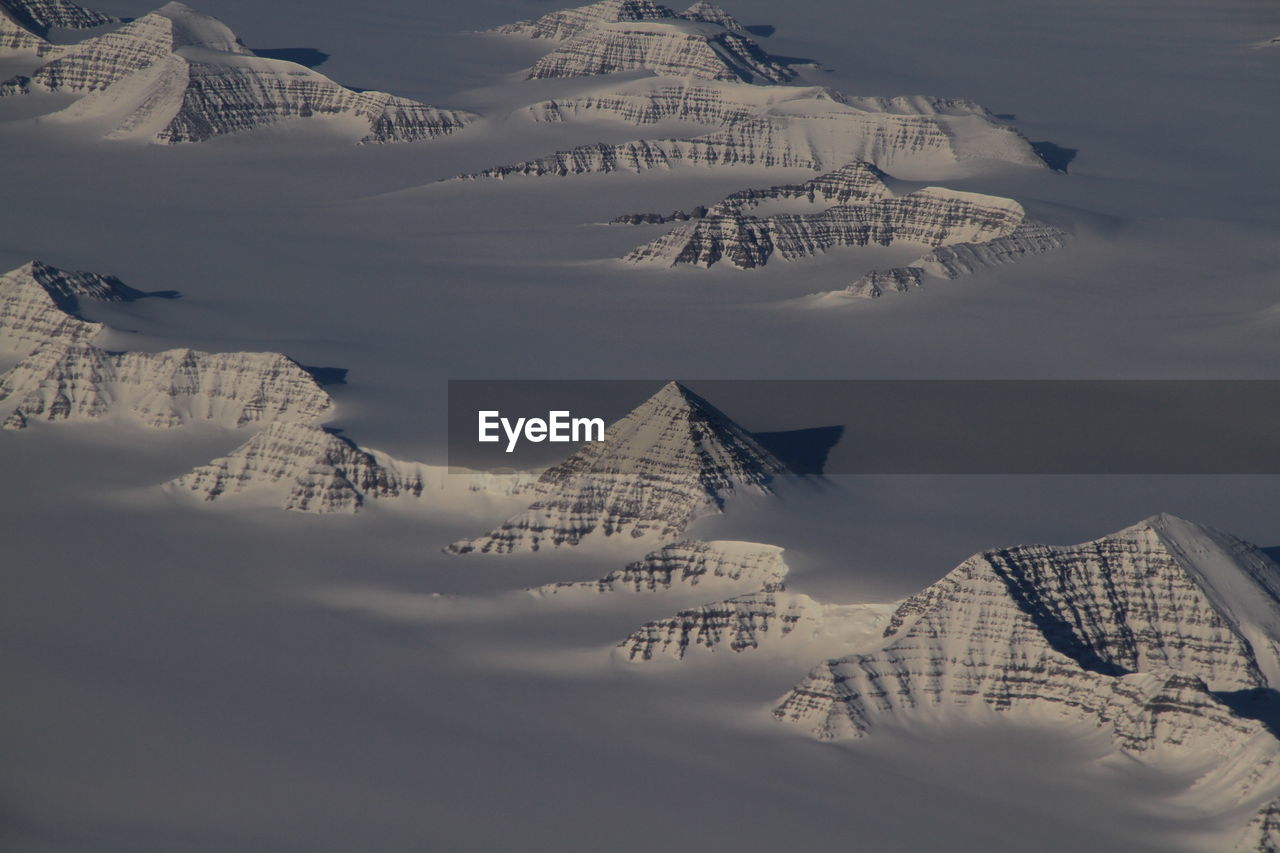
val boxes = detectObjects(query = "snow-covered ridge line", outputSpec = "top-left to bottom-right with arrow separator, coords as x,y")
0,4 -> 57,55
842,222 -> 1070,298
532,540 -> 788,597
167,420 -> 537,513
0,1 -> 477,145
623,162 -> 1059,272
0,259 -> 160,354
459,79 -> 1041,181
488,0 -> 744,41
1,0 -> 119,35
448,381 -> 788,554
771,514 -> 1280,816
527,20 -> 794,84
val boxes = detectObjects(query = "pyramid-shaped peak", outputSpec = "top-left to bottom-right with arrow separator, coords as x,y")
681,1 -> 742,29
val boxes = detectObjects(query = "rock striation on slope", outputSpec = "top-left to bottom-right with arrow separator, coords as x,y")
0,260 -> 149,353
0,0 -> 119,34
46,49 -> 476,144
1,1 -> 476,144
489,0 -> 742,41
0,4 -> 56,55
1238,797 -> 1280,852
620,162 -> 1064,272
0,2 -> 249,95
532,540 -> 789,597
0,342 -> 333,430
167,419 -> 536,513
447,381 -> 788,554
843,221 -> 1069,298
772,514 -> 1280,762
463,78 -> 1042,180
527,20 -> 793,83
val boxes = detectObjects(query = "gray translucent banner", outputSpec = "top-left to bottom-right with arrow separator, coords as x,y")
447,380 -> 1280,474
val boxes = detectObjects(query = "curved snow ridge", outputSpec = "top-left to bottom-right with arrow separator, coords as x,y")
0,342 -> 334,430
167,420 -> 536,513
0,0 -> 119,34
0,260 -> 149,353
447,381 -> 789,554
532,539 -> 788,598
1,2 -> 249,96
624,167 -> 1034,269
773,514 -> 1280,759
488,0 -> 742,41
527,20 -> 793,83
841,220 -> 1070,298
47,49 -> 476,144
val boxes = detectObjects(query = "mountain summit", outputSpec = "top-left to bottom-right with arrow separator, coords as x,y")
448,381 -> 789,553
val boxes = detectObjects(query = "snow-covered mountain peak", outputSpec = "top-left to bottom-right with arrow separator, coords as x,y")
489,0 -> 680,40
0,259 -> 152,352
680,1 -> 742,30
0,0 -> 119,35
447,382 -> 788,553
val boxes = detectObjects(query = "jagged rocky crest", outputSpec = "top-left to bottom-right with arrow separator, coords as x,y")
0,5 -> 55,55
0,260 -> 149,353
489,0 -> 742,41
843,222 -> 1069,298
0,343 -> 334,430
463,78 -> 1043,181
447,381 -> 788,554
618,161 -> 1067,277
532,540 -> 789,597
772,515 -> 1280,766
168,420 -> 535,513
1,0 -> 119,34
1,2 -> 475,144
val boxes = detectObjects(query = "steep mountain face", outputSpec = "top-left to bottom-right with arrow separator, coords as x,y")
623,165 -> 1047,269
680,1 -> 741,30
0,342 -> 333,430
533,540 -> 789,597
0,260 -> 147,352
0,0 -> 118,34
843,222 -> 1069,298
168,419 -> 535,513
1,1 -> 475,144
772,515 -> 1280,765
0,5 -> 56,55
620,586 -> 816,660
448,381 -> 788,554
465,82 -> 1041,181
527,20 -> 793,83
1,2 -> 248,96
47,49 -> 476,144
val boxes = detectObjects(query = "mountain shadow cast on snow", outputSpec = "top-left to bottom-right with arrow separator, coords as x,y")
300,365 -> 347,386
744,25 -> 775,38
752,425 -> 844,475
1262,546 -> 1280,564
1031,141 -> 1077,173
1213,688 -> 1280,740
251,48 -> 330,68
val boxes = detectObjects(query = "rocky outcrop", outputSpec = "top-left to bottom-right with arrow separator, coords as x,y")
0,342 -> 333,429
0,260 -> 151,353
0,0 -> 118,34
488,0 -> 678,40
533,540 -> 789,597
680,1 -> 741,30
0,5 -> 57,55
447,381 -> 788,554
2,1 -> 475,145
527,20 -> 793,83
1,2 -> 249,96
467,80 -> 1041,180
47,49 -> 475,144
167,419 -> 535,513
625,164 -> 1034,269
772,515 -> 1280,760
611,205 -> 706,224
843,221 -> 1070,298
